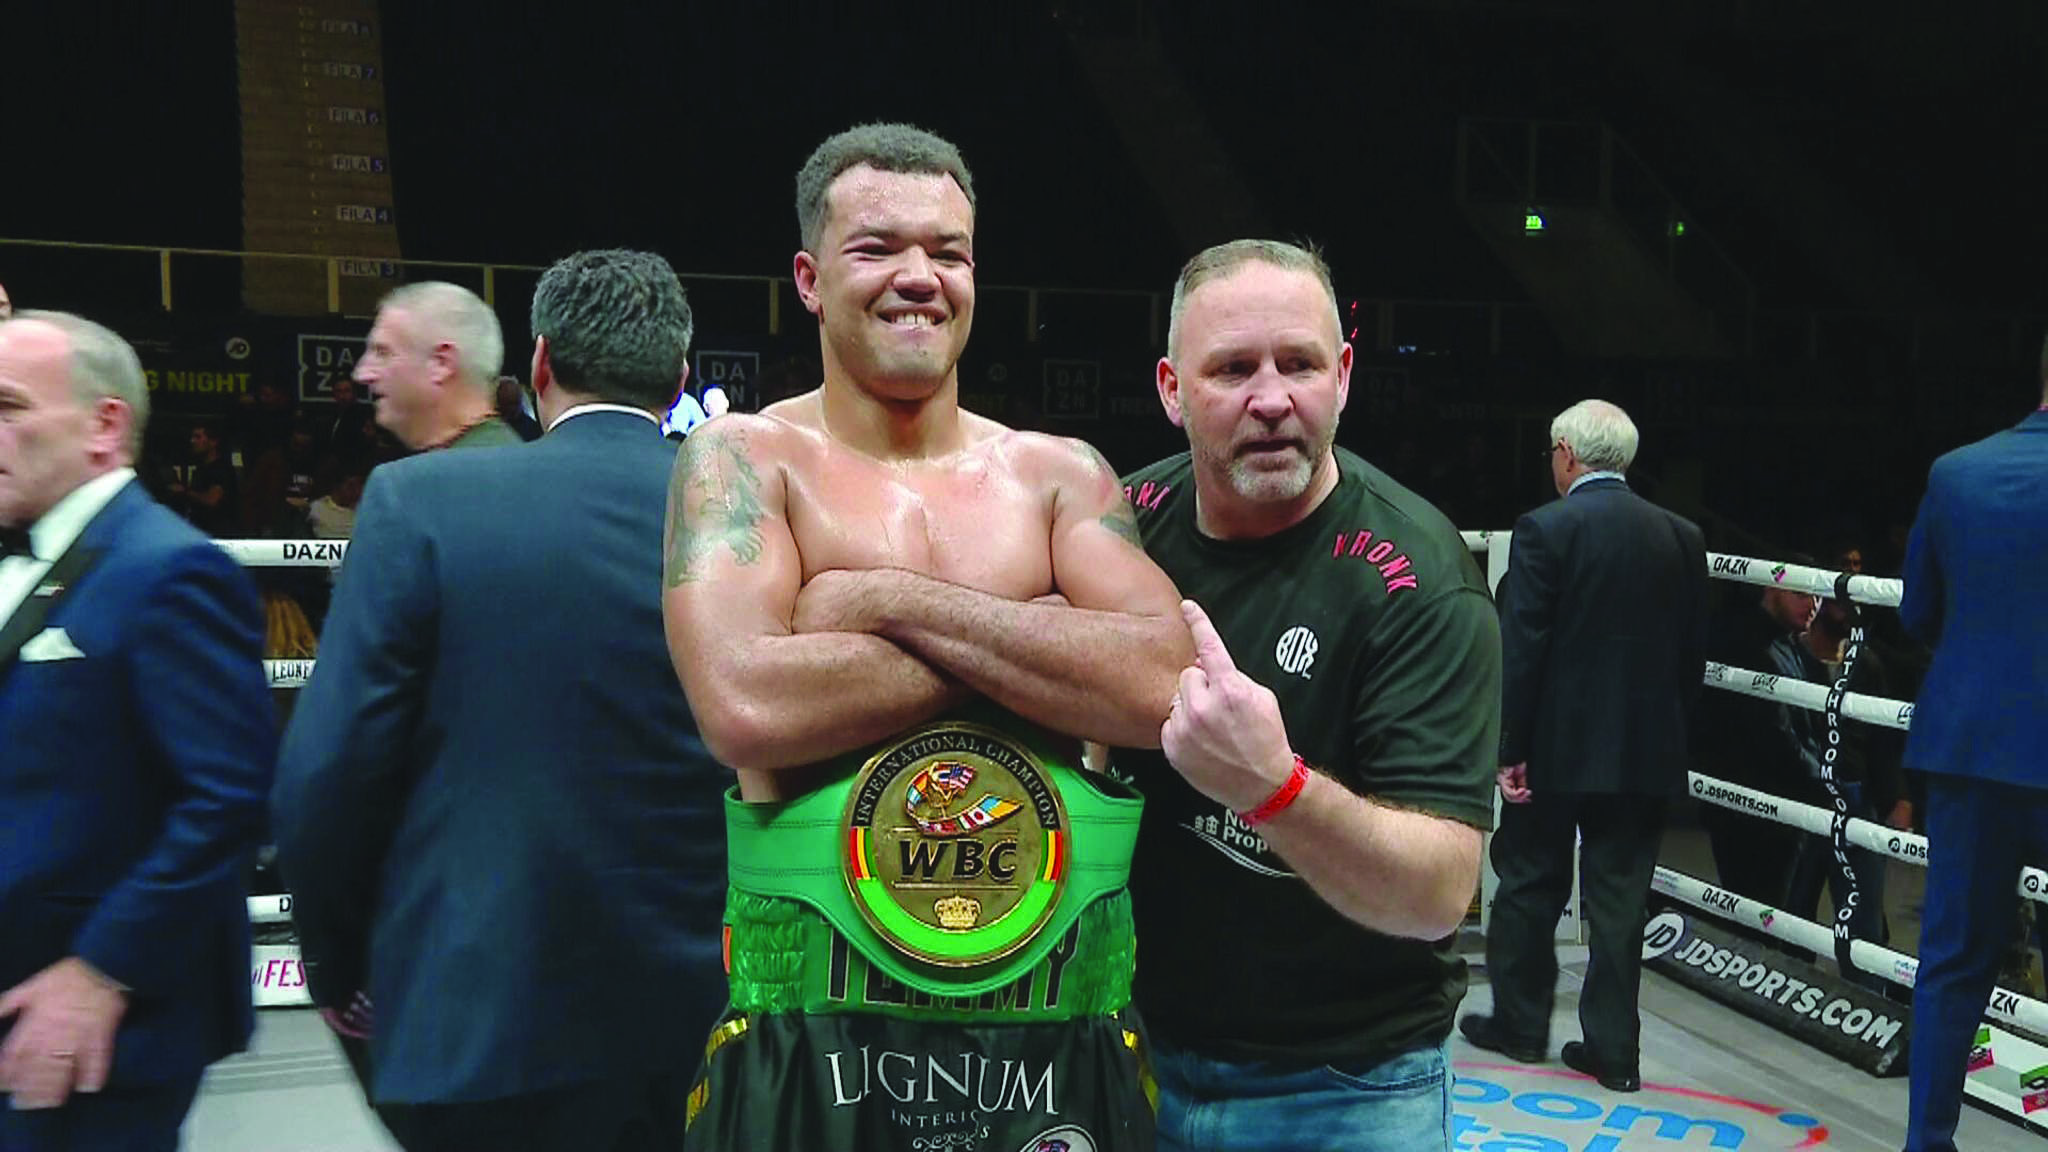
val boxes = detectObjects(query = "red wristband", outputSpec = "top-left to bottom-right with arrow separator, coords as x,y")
1239,754 -> 1312,827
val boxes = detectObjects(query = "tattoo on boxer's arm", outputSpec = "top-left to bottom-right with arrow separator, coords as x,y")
665,428 -> 767,586
1066,440 -> 1144,548
1099,499 -> 1142,548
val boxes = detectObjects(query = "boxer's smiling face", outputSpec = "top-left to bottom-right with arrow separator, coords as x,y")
796,165 -> 976,402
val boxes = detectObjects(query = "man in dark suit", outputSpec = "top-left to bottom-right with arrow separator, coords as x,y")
1900,370 -> 2048,1152
0,311 -> 276,1150
1460,399 -> 1707,1093
271,251 -> 724,1152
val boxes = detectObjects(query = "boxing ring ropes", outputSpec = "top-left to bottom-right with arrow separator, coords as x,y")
224,532 -> 2048,1123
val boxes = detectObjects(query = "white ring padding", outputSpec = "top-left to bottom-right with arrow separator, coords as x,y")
1652,866 -> 2048,1035
1705,552 -> 1903,607
1703,660 -> 1916,730
248,894 -> 293,924
1687,771 -> 2048,905
1461,530 -> 1498,553
265,660 -> 314,689
214,539 -> 350,567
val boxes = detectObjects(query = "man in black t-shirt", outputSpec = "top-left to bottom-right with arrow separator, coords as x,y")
169,419 -> 241,537
1115,240 -> 1500,1152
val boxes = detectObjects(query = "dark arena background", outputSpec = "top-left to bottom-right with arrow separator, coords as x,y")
5,2 -> 2048,1149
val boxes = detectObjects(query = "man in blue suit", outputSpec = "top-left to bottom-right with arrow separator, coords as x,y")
0,311 -> 275,1150
271,250 -> 723,1152
1901,367 -> 2048,1152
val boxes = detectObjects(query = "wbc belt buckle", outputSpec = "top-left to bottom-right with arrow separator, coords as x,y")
842,721 -> 1070,968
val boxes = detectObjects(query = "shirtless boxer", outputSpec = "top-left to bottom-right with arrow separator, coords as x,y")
663,123 -> 1190,1152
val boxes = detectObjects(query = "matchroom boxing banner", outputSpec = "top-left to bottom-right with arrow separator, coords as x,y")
1642,906 -> 1910,1076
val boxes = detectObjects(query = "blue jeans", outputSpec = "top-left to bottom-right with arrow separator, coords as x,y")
1152,1036 -> 1453,1152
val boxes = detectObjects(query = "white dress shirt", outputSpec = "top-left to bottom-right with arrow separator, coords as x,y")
548,402 -> 663,434
0,467 -> 137,627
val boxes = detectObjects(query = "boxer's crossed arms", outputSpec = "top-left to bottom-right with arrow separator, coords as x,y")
662,401 -> 1192,802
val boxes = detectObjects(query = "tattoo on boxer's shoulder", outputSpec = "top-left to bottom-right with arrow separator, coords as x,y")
1066,440 -> 1143,548
1099,498 -> 1143,548
1065,438 -> 1115,476
666,426 -> 767,586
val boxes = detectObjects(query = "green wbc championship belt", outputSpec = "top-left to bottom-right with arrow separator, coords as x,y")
726,707 -> 1142,998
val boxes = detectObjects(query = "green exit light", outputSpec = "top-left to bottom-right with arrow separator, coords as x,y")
1524,212 -> 1546,233
1671,220 -> 1688,237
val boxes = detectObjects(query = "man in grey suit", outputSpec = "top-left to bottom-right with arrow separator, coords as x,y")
272,250 -> 724,1152
1459,399 -> 1707,1093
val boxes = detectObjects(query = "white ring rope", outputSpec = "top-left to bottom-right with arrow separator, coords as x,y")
1652,866 -> 2048,1036
1461,531 -> 1901,606
1703,661 -> 1915,729
1688,772 -> 2048,904
1703,552 -> 1903,609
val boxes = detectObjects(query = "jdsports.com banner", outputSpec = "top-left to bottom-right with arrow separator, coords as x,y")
1642,906 -> 1910,1076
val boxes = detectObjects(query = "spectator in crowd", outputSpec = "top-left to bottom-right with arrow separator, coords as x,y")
243,417 -> 321,539
236,379 -> 296,465
309,465 -> 364,543
1786,547 -> 1910,973
658,388 -> 707,442
281,460 -> 364,633
318,376 -> 376,466
1695,573 -> 1825,913
168,418 -> 240,537
495,375 -> 542,442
